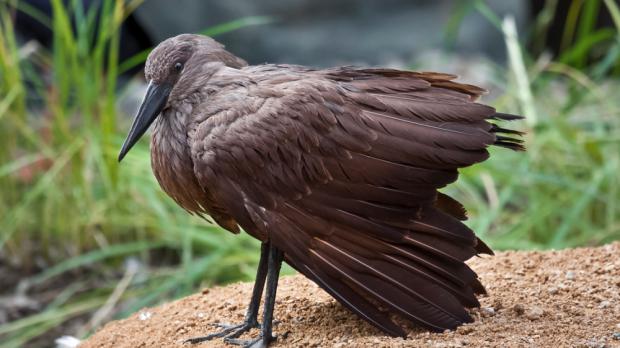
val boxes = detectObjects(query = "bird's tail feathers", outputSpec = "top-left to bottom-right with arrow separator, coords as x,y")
249,200 -> 485,335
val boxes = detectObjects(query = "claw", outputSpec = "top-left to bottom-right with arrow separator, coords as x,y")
184,320 -> 259,345
225,334 -> 275,348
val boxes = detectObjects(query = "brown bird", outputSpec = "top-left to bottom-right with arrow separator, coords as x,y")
118,34 -> 524,347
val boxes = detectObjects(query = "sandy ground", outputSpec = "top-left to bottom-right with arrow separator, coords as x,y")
81,243 -> 620,348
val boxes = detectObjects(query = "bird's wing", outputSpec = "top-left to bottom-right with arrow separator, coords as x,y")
190,67 -> 523,335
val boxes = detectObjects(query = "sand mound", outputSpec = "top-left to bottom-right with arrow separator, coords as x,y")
81,243 -> 620,347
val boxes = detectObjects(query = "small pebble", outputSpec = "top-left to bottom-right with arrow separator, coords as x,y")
565,271 -> 576,280
584,338 -> 605,348
456,325 -> 474,335
525,307 -> 544,320
481,307 -> 495,317
598,301 -> 610,309
513,304 -> 525,315
55,336 -> 81,348
139,311 -> 152,321
613,332 -> 620,340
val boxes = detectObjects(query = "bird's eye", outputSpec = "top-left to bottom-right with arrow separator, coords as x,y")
174,62 -> 183,72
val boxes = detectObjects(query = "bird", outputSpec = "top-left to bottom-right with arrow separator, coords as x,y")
118,34 -> 524,348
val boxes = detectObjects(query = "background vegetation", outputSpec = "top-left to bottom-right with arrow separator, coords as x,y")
0,0 -> 619,346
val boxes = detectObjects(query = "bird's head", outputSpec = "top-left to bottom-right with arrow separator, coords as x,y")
118,34 -> 246,162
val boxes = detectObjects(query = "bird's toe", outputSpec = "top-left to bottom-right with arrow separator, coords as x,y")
184,320 -> 259,345
225,335 -> 274,348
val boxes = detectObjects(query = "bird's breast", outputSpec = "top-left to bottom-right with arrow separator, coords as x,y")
150,107 -> 210,215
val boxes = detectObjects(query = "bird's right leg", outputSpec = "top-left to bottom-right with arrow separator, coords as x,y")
184,241 -> 270,345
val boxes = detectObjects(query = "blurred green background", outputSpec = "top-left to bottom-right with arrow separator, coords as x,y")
1,0 -> 619,347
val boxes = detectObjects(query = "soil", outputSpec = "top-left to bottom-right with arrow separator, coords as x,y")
81,243 -> 620,348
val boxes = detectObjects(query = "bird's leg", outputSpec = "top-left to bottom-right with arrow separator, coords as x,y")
184,242 -> 270,344
226,243 -> 284,348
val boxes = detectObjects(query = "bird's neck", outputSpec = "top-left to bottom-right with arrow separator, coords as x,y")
150,104 -> 206,214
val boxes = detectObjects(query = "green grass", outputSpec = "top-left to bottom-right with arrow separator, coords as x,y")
0,0 -> 619,346
0,1 -> 270,346
447,0 -> 620,249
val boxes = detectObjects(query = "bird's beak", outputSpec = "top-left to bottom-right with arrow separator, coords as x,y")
118,81 -> 172,162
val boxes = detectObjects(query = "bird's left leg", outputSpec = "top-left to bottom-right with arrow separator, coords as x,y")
226,243 -> 284,348
184,241 -> 270,344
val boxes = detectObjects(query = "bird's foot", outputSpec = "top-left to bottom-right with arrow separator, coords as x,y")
184,320 -> 259,345
225,333 -> 275,348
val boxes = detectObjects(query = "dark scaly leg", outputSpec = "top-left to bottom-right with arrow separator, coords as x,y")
226,243 -> 284,348
185,242 -> 270,344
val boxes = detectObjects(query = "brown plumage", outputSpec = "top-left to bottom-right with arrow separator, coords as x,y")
119,34 -> 524,347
